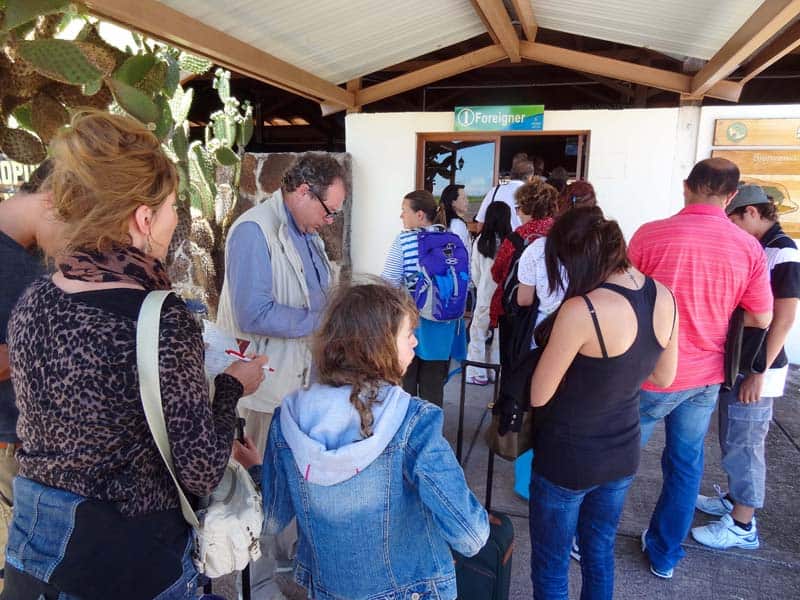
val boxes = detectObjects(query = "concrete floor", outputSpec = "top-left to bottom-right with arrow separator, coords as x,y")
442,365 -> 800,600
217,365 -> 800,599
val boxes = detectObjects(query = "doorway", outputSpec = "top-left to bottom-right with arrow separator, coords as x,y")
416,130 -> 590,221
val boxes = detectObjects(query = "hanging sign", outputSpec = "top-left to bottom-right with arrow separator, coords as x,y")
454,105 -> 544,131
714,118 -> 800,146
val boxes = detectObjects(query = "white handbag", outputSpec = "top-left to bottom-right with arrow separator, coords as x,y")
136,290 -> 264,578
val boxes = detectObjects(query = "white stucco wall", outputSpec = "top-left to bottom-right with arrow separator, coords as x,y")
346,108 -> 682,276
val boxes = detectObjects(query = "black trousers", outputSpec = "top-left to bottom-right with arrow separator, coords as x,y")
402,356 -> 450,407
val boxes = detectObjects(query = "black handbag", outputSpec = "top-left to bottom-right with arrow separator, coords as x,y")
723,307 -> 768,391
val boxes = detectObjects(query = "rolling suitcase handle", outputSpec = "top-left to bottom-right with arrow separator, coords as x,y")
458,359 -> 501,510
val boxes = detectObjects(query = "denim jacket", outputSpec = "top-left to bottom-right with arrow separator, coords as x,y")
262,383 -> 489,600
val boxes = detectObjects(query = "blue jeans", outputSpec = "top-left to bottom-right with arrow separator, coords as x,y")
718,375 -> 773,508
529,471 -> 634,600
639,384 -> 720,573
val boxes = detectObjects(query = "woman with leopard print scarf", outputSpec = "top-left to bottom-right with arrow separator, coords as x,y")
4,111 -> 266,600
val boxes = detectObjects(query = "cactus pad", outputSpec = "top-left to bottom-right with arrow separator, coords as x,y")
17,39 -> 116,85
178,52 -> 212,75
107,78 -> 159,124
31,92 -> 68,144
3,0 -> 69,32
0,126 -> 47,164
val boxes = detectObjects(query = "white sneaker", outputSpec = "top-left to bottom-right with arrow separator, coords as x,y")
641,529 -> 673,579
691,514 -> 759,550
695,484 -> 733,517
569,538 -> 581,562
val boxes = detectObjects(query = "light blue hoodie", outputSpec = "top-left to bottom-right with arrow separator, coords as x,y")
262,383 -> 489,600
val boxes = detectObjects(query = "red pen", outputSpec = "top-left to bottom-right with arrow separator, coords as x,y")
225,349 -> 275,372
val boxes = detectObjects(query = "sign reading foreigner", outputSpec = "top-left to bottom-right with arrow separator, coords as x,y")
454,105 -> 544,132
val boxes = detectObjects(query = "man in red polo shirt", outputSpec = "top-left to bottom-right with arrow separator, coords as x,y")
628,157 -> 773,579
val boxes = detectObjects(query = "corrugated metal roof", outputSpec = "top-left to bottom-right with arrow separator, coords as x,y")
529,0 -> 764,60
160,0 -> 486,84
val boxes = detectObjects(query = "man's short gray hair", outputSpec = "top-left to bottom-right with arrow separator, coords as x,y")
281,153 -> 346,199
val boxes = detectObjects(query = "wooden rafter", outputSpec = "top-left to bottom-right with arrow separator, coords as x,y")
510,0 -> 538,41
82,0 -> 354,109
470,0 -> 521,62
356,45 -> 507,107
519,41 -> 742,102
691,0 -> 800,96
740,18 -> 800,84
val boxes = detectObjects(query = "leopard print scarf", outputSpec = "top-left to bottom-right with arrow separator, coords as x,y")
58,244 -> 172,291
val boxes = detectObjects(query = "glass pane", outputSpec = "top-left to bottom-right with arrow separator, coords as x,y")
423,140 -> 495,221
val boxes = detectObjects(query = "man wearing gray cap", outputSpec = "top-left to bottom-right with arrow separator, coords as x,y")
693,184 -> 800,550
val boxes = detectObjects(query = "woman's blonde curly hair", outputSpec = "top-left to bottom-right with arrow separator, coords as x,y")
45,109 -> 177,253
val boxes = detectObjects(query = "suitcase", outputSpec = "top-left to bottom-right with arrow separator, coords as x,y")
453,360 -> 514,600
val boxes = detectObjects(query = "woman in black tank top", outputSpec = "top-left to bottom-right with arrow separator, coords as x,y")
527,207 -> 678,600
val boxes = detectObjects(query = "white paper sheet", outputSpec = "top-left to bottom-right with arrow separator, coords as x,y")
202,320 -> 242,379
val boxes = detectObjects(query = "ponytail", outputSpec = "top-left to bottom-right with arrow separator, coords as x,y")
434,203 -> 448,227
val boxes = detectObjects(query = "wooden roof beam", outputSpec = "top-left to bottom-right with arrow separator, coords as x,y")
323,45 -> 508,114
510,0 -> 538,41
83,0 -> 354,110
740,18 -> 800,85
519,41 -> 742,102
470,0 -> 521,62
691,0 -> 800,96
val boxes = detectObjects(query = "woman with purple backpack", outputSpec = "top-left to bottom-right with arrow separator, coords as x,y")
382,190 -> 469,407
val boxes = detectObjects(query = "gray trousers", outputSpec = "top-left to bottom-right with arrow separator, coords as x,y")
718,376 -> 774,509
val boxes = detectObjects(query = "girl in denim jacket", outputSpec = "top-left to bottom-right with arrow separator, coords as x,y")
258,281 -> 489,599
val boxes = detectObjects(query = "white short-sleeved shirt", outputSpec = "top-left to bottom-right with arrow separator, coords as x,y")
475,181 -> 523,230
448,218 -> 471,256
517,236 -> 566,327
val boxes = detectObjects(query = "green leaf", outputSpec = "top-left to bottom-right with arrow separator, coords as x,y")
17,39 -> 104,85
212,69 -> 230,103
3,0 -> 68,31
237,103 -> 253,148
107,78 -> 159,124
153,94 -> 173,140
82,78 -> 102,96
171,123 -> 188,161
215,146 -> 239,166
178,52 -> 212,75
168,85 -> 193,125
113,54 -> 156,86
11,103 -> 34,132
162,53 -> 180,97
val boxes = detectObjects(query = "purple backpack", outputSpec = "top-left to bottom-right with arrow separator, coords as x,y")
411,227 -> 470,321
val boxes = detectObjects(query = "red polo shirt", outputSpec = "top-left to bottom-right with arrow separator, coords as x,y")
628,204 -> 772,392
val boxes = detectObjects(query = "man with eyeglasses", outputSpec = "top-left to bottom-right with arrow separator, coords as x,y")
218,152 -> 346,451
217,153 -> 345,597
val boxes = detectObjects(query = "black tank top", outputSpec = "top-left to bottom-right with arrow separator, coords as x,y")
533,277 -> 665,490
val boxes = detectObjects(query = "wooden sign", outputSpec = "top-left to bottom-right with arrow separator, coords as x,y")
711,149 -> 800,176
712,149 -> 800,234
714,118 -> 800,146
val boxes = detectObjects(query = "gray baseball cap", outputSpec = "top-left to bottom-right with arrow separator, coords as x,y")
726,184 -> 770,215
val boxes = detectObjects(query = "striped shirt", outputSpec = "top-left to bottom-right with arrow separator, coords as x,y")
629,204 -> 772,392
382,227 -> 430,290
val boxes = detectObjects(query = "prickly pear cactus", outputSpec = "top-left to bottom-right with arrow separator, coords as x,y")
0,126 -> 47,163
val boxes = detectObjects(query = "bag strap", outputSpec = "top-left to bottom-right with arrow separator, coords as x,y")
491,184 -> 501,202
508,231 -> 525,252
581,295 -> 608,359
137,290 -> 200,529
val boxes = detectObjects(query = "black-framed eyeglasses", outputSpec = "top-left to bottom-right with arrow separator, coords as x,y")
307,185 -> 342,221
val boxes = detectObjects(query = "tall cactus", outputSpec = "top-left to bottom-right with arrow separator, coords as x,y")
1,2 -> 256,318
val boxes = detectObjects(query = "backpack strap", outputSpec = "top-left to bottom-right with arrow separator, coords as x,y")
508,231 -> 525,252
137,290 -> 201,529
491,184 -> 501,202
581,295 -> 608,359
